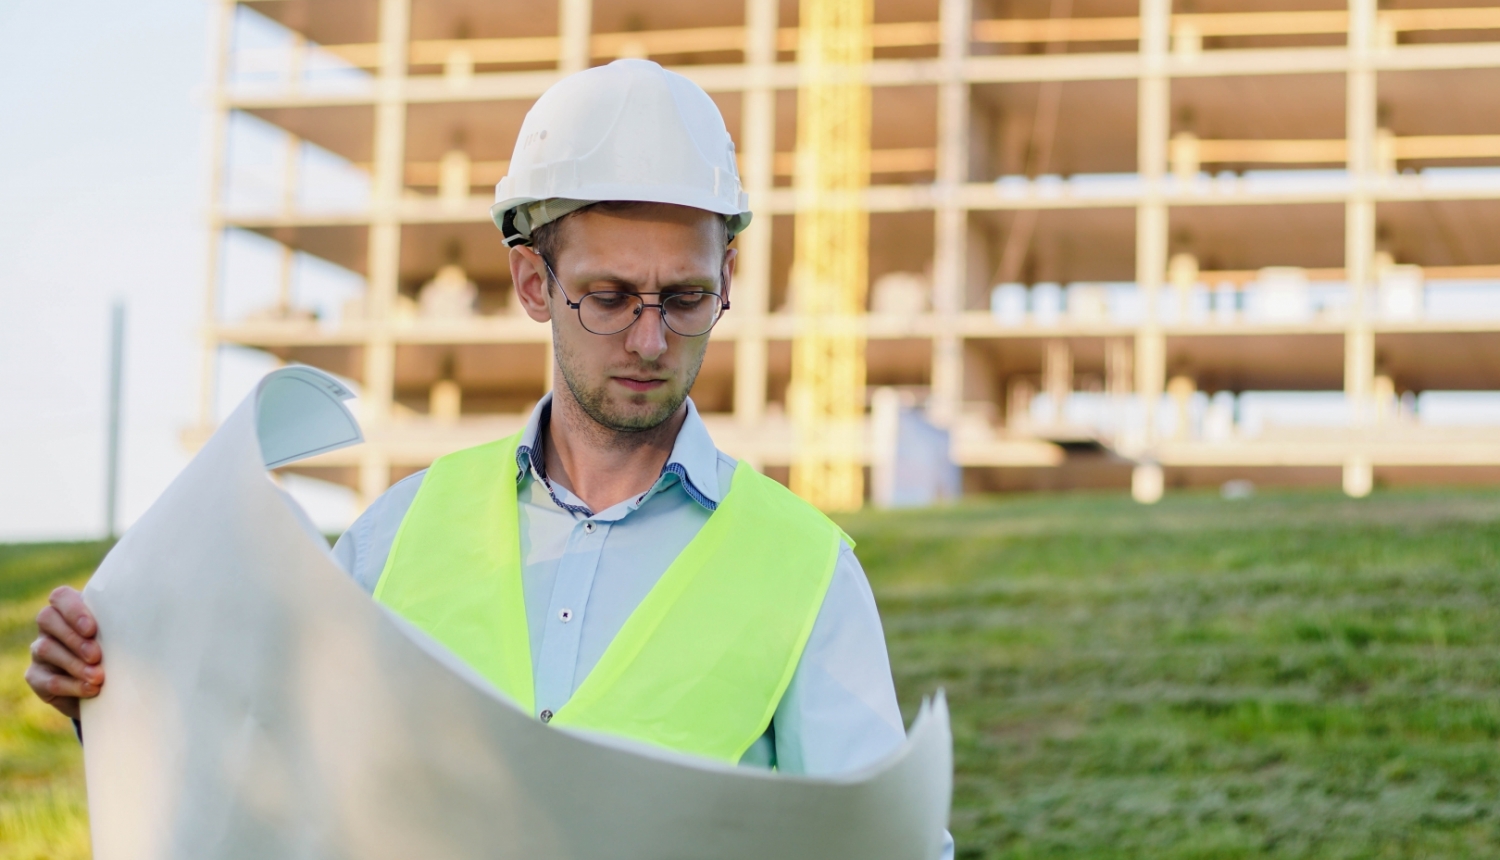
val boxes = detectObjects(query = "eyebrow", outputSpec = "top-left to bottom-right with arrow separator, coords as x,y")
571,272 -> 722,293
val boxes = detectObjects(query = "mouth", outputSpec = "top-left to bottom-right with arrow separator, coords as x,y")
611,376 -> 669,393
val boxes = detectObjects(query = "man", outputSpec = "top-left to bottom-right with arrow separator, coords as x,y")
28,58 -> 951,854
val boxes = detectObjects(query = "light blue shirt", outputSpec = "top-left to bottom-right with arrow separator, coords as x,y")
333,395 -> 953,857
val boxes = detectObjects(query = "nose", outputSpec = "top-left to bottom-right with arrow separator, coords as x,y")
623,305 -> 669,362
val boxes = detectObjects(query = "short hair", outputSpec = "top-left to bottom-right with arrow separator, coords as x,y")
530,201 -> 732,289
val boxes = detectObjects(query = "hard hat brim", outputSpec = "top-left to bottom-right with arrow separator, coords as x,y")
492,196 -> 752,248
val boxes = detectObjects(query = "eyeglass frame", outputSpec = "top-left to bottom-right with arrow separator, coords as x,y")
539,255 -> 731,338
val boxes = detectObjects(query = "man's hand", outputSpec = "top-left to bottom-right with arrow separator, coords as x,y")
25,586 -> 104,720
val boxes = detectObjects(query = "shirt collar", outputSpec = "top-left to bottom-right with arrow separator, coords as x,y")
513,394 -> 723,512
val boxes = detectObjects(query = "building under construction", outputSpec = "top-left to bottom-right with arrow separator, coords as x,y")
198,0 -> 1500,509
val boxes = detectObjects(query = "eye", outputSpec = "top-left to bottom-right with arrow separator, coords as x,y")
666,292 -> 708,308
588,292 -> 630,309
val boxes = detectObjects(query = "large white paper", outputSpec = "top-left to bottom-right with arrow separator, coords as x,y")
80,366 -> 952,860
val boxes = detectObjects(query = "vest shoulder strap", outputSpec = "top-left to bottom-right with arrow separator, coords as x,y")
373,433 -> 536,714
551,461 -> 845,762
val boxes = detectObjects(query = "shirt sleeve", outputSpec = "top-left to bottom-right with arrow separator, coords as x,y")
771,542 -> 954,859
330,470 -> 427,595
329,515 -> 360,580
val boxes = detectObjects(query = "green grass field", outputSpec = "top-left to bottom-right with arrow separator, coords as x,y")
0,542 -> 107,860
844,489 -> 1500,859
4,488 -> 1500,858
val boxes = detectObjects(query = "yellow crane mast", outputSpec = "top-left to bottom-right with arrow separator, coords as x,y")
789,0 -> 873,512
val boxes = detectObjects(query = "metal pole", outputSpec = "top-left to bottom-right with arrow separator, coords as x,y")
106,300 -> 126,540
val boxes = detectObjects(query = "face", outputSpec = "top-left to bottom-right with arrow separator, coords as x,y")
509,203 -> 735,432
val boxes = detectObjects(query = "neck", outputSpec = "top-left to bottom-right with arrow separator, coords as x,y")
542,386 -> 687,513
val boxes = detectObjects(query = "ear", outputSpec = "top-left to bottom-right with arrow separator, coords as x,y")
720,246 -> 738,304
509,246 -> 554,323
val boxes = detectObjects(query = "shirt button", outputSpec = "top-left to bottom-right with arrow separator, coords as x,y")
559,608 -> 573,623
583,521 -> 596,534
540,709 -> 553,723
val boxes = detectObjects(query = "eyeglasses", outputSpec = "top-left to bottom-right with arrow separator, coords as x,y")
542,258 -> 729,338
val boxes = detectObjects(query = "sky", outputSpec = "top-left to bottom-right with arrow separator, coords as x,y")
0,2 -> 375,542
5,3 -> 1499,542
0,2 -> 213,541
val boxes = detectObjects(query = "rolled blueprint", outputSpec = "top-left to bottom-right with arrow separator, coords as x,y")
80,366 -> 952,860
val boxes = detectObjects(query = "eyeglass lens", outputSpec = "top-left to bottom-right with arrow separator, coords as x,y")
579,292 -> 724,337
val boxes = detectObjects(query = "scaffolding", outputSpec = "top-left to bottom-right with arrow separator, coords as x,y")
197,0 -> 1500,509
789,0 -> 872,511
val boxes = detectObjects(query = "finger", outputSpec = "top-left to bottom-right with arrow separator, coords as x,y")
24,662 -> 95,708
36,606 -> 101,665
23,665 -> 82,720
50,586 -> 97,638
31,636 -> 104,685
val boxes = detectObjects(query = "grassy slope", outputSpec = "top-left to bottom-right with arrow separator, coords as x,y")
841,489 -> 1500,859
0,542 -> 107,860
5,489 -> 1500,858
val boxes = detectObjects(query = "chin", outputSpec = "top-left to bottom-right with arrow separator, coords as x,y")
563,367 -> 689,432
600,396 -> 680,431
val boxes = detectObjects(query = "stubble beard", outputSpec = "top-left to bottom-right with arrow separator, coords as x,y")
553,328 -> 705,433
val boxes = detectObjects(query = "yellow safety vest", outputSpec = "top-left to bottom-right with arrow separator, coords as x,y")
372,432 -> 848,764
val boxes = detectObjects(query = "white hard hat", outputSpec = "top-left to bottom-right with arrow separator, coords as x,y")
492,59 -> 752,248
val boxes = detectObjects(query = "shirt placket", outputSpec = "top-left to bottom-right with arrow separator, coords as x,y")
532,516 -> 610,721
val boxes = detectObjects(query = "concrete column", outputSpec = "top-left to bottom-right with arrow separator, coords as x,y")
734,0 -> 779,435
1344,0 -> 1377,497
439,149 -> 471,206
277,131 -> 302,313
1169,131 -> 1199,184
364,222 -> 400,409
359,448 -> 393,511
1343,454 -> 1373,498
430,379 -> 462,422
1138,0 -> 1171,185
1169,252 -> 1198,322
1167,374 -> 1195,440
870,387 -> 901,508
361,0 -> 411,505
928,0 -> 972,427
277,245 -> 296,312
1132,462 -> 1164,504
1372,373 -> 1396,424
1106,337 -> 1133,398
1134,207 -> 1168,406
1133,0 -> 1171,502
1006,377 -> 1036,431
1043,339 -> 1072,426
197,0 -> 237,429
1106,336 -> 1134,450
559,0 -> 593,74
282,132 -> 301,216
287,31 -> 306,93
